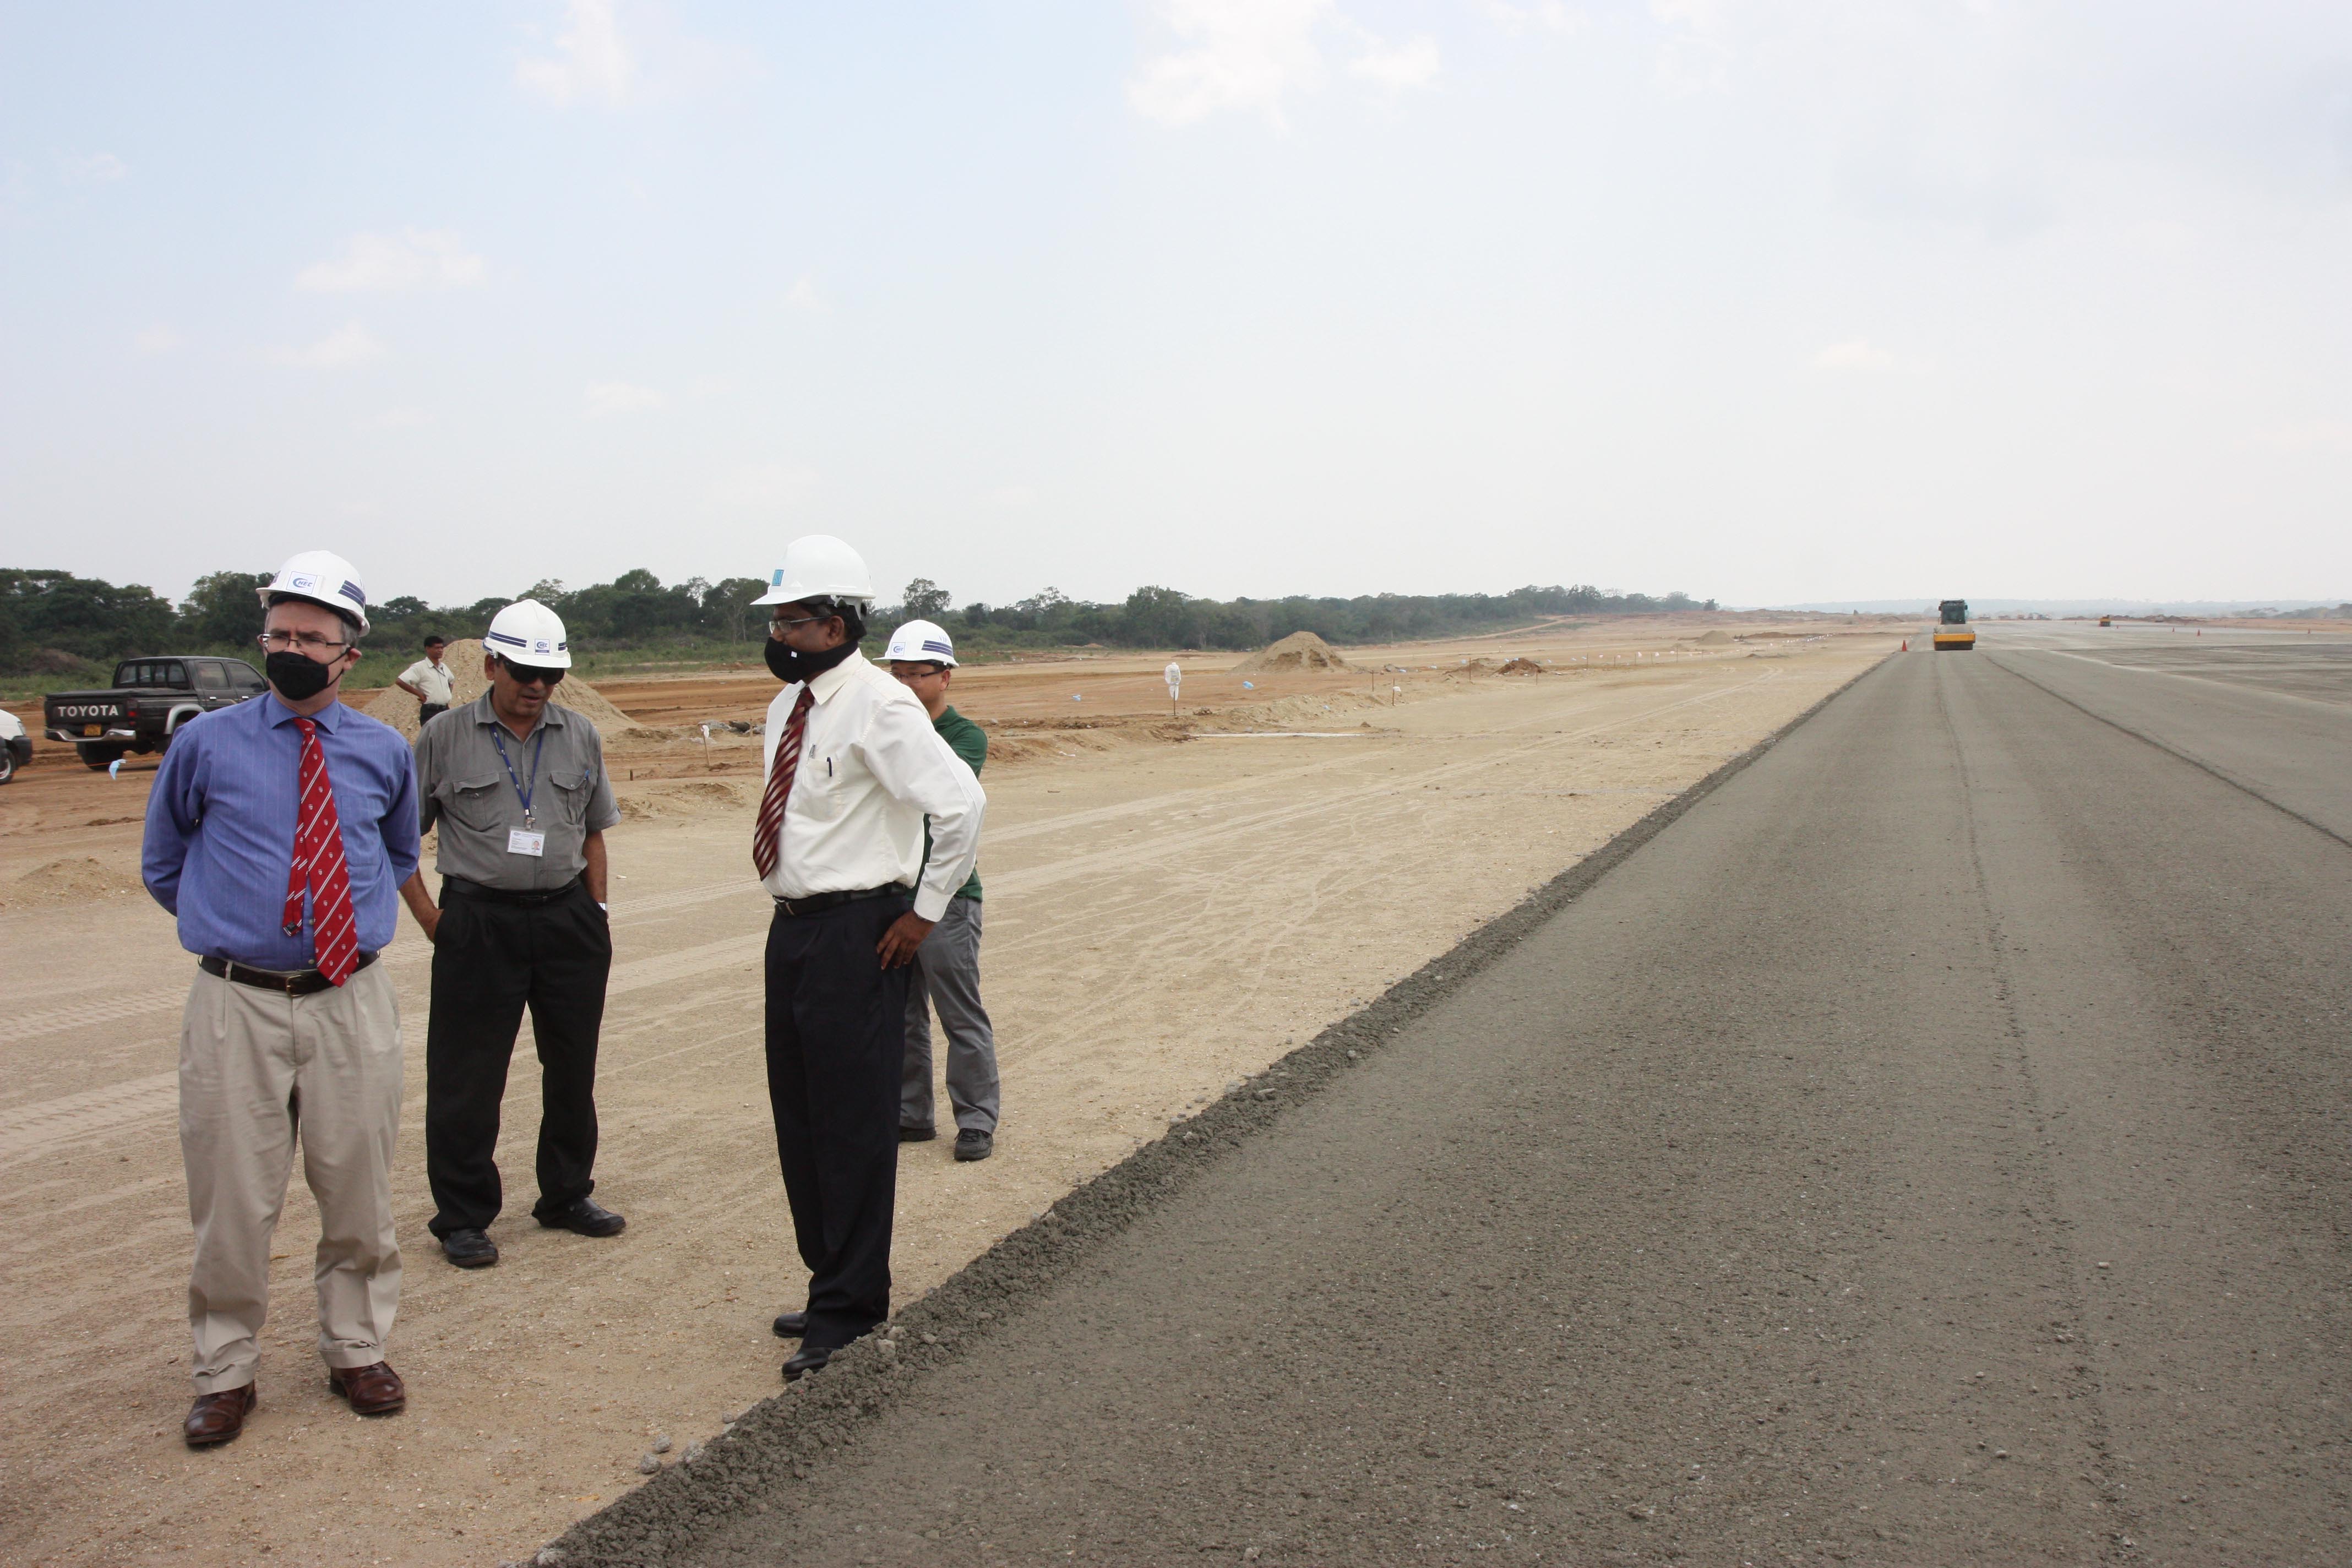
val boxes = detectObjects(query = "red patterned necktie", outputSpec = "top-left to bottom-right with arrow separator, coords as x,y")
282,716 -> 360,986
752,687 -> 817,882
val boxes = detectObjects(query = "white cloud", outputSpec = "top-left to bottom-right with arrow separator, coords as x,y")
298,230 -> 486,293
1811,339 -> 1899,372
1648,0 -> 1728,96
62,152 -> 128,184
360,407 -> 432,431
1349,35 -> 1440,91
133,326 -> 182,355
1128,1 -> 1439,125
987,484 -> 1038,510
584,380 -> 665,417
2245,420 -> 2352,455
782,274 -> 826,314
1472,0 -> 1575,36
518,0 -> 636,107
1129,0 -> 1332,128
274,322 -> 385,369
711,462 -> 816,509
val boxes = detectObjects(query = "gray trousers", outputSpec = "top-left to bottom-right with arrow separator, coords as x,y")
900,896 -> 999,1134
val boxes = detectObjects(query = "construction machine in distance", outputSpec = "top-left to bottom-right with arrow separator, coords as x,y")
1934,600 -> 1976,651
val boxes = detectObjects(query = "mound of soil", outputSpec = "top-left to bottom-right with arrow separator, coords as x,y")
616,780 -> 748,822
1690,629 -> 1735,646
1,856 -> 143,910
1232,631 -> 1350,673
360,639 -> 658,741
1496,658 -> 1544,675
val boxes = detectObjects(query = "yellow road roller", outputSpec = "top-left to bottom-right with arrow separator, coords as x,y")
1934,598 -> 1976,651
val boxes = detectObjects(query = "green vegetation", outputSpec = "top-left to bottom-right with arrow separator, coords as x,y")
1,565 -> 1716,698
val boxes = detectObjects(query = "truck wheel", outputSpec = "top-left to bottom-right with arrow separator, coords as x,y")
77,742 -> 126,771
0,748 -> 14,785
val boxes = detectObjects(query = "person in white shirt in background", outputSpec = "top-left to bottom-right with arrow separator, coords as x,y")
747,536 -> 984,1383
395,635 -> 456,726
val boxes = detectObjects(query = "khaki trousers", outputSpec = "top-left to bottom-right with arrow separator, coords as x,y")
178,962 -> 404,1393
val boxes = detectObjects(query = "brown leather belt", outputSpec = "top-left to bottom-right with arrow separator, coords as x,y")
200,950 -> 379,995
771,884 -> 910,918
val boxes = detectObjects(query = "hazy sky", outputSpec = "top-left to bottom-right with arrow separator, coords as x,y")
4,1 -> 2348,612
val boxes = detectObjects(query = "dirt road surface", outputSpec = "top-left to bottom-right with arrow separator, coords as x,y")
556,623 -> 2352,1567
0,622 -> 1889,1566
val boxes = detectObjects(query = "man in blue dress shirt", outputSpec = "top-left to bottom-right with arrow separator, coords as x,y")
141,551 -> 421,1447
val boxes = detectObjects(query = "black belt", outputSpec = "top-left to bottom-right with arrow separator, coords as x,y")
442,875 -> 582,907
771,883 -> 910,918
202,950 -> 380,995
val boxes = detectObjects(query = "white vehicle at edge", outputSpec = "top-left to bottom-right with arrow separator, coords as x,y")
0,706 -> 29,785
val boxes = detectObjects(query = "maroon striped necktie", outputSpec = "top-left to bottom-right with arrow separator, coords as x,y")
752,687 -> 816,882
282,717 -> 360,985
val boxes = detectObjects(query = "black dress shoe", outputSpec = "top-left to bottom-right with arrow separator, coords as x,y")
954,1128 -> 994,1162
772,1310 -> 808,1339
537,1197 -> 626,1238
441,1228 -> 498,1268
898,1124 -> 937,1143
782,1344 -> 833,1382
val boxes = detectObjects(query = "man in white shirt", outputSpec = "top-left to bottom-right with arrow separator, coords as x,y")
748,536 -> 984,1382
395,636 -> 456,726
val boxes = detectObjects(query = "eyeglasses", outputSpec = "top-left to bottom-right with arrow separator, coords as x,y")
258,631 -> 352,656
771,612 -> 832,631
498,660 -> 565,687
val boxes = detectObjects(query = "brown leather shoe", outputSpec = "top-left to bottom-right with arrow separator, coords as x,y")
326,1362 -> 406,1415
184,1382 -> 257,1447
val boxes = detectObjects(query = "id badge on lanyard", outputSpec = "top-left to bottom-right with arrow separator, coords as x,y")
493,726 -> 549,858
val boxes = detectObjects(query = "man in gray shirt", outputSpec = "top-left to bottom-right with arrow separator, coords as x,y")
398,600 -> 625,1269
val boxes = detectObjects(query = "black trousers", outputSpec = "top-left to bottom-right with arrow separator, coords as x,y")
419,703 -> 448,725
425,881 -> 611,1238
764,893 -> 912,1349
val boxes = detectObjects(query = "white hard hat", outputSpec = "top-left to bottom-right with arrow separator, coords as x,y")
258,549 -> 371,635
752,535 -> 875,607
484,600 -> 573,669
884,619 -> 957,667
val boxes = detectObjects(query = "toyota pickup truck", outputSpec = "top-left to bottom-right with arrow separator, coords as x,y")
43,655 -> 268,770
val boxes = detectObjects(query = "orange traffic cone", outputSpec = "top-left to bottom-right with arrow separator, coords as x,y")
1901,639 -> 1908,652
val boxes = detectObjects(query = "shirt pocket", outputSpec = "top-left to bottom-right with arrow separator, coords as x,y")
434,772 -> 507,834
543,768 -> 590,825
790,745 -> 853,824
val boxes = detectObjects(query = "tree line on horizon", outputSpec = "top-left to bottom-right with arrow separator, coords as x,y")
0,565 -> 1716,674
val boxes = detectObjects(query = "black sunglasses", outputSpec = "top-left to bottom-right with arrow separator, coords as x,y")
499,659 -> 565,687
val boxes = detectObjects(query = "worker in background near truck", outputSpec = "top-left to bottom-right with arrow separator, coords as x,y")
398,600 -> 624,1270
140,549 -> 420,1448
884,618 -> 999,1162
396,635 -> 455,726
752,536 -> 984,1382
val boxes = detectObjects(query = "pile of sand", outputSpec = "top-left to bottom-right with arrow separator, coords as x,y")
360,639 -> 658,741
1496,658 -> 1544,675
0,857 -> 144,910
1690,629 -> 1735,646
616,781 -> 747,822
1232,631 -> 1350,673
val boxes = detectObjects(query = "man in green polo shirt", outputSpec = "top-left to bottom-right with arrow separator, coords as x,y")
884,619 -> 999,1162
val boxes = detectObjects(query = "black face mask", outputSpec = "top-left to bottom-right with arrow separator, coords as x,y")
765,635 -> 857,685
266,650 -> 342,702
